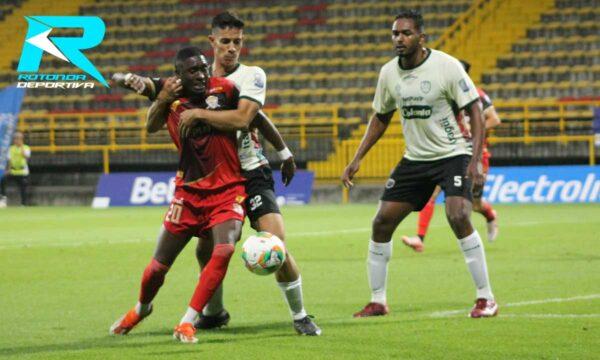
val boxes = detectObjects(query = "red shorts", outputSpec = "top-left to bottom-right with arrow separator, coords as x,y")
163,184 -> 246,238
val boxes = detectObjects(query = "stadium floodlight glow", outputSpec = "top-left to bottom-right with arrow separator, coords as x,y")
17,16 -> 108,87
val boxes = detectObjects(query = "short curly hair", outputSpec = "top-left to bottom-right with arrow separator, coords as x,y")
395,9 -> 425,33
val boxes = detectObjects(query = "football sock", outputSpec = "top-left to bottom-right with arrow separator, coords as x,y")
137,258 -> 170,314
367,240 -> 392,305
477,200 -> 496,222
180,307 -> 199,325
135,302 -> 152,316
202,285 -> 224,316
457,230 -> 494,300
186,243 -> 235,323
417,198 -> 436,240
277,276 -> 307,321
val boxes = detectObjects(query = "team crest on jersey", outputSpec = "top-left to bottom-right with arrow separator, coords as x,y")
420,81 -> 431,94
394,84 -> 402,96
205,95 -> 219,109
459,79 -> 470,92
385,178 -> 396,189
233,202 -> 244,215
253,72 -> 265,89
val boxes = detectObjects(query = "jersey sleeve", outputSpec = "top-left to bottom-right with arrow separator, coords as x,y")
372,65 -> 396,114
477,88 -> 493,110
445,58 -> 480,110
239,66 -> 266,107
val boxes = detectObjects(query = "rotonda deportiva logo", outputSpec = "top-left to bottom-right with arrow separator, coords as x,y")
17,16 -> 108,88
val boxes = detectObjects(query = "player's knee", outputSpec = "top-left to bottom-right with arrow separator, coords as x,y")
146,258 -> 170,276
447,210 -> 470,228
213,243 -> 235,258
372,214 -> 395,238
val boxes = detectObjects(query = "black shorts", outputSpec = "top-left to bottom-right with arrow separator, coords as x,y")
243,166 -> 280,223
381,154 -> 472,210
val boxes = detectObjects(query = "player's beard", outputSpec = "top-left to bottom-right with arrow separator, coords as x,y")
185,88 -> 206,104
397,44 -> 417,58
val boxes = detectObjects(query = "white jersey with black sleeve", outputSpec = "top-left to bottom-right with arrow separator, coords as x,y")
372,49 -> 480,161
223,63 -> 270,171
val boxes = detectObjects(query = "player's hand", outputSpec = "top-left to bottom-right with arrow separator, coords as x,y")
281,157 -> 296,186
179,109 -> 204,139
123,73 -> 146,94
157,76 -> 182,104
111,73 -> 145,94
466,160 -> 485,188
341,160 -> 360,188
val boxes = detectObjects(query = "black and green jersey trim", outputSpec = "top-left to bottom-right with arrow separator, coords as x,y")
459,97 -> 481,111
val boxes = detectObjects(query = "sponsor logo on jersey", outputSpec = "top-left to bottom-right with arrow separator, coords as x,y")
401,105 -> 432,119
420,81 -> 431,94
253,72 -> 265,89
459,79 -> 470,92
439,117 -> 457,144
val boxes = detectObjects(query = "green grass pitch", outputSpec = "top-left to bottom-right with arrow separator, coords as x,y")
1,204 -> 599,359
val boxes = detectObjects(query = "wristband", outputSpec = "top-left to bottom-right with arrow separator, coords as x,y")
277,147 -> 293,161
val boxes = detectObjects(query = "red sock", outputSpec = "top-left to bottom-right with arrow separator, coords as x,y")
139,258 -> 170,304
478,200 -> 496,222
418,198 -> 436,239
189,243 -> 234,312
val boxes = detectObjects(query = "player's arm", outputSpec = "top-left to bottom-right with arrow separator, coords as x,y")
112,73 -> 157,99
341,111 -> 394,188
179,98 -> 259,135
464,100 -> 485,186
146,77 -> 182,133
483,106 -> 501,129
252,111 -> 296,186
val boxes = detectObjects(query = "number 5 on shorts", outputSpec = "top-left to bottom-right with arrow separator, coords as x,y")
454,175 -> 462,187
166,200 -> 183,224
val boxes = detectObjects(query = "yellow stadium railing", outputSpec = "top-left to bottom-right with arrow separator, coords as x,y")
493,100 -> 600,140
18,106 -> 342,173
17,101 -> 598,175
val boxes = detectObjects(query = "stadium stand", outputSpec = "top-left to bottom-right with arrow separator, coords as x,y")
0,0 -> 598,195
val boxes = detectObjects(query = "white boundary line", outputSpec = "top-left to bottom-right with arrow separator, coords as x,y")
0,217 -> 597,249
500,314 -> 600,318
429,294 -> 600,318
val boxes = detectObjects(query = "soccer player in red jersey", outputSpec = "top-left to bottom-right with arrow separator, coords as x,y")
110,47 -> 246,343
111,12 -> 321,336
401,60 -> 501,252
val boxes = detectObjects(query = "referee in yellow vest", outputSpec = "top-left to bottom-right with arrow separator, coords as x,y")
0,132 -> 31,206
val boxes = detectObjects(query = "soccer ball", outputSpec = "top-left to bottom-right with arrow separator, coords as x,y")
241,232 -> 286,275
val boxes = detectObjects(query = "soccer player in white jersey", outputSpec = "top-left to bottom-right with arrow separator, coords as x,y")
114,11 -> 320,335
341,10 -> 498,318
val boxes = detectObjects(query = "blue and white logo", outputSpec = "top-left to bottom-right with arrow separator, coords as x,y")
17,16 -> 107,87
253,72 -> 265,89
